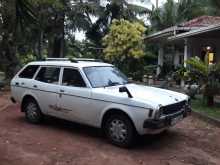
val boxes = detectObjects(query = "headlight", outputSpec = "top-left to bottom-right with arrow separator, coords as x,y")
155,108 -> 163,119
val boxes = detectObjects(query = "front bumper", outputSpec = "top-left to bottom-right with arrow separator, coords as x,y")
143,106 -> 191,129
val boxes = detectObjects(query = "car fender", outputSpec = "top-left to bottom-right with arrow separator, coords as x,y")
99,103 -> 138,129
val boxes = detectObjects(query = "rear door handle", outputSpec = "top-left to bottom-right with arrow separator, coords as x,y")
15,82 -> 19,86
33,85 -> 38,88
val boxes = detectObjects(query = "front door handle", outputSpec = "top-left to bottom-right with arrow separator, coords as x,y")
59,89 -> 65,98
15,82 -> 19,86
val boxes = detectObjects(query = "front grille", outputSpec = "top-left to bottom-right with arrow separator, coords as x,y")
162,101 -> 186,115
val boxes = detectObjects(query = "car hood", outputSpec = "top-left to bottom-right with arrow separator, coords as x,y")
93,83 -> 188,109
126,84 -> 188,106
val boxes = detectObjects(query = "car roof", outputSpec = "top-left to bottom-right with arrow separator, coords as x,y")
27,61 -> 113,68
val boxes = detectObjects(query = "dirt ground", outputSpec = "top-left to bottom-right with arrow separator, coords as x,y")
0,103 -> 220,165
0,92 -> 10,111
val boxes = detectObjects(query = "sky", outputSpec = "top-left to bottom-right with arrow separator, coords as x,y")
75,0 -> 167,41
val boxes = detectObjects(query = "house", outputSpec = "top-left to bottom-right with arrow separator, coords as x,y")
145,16 -> 220,82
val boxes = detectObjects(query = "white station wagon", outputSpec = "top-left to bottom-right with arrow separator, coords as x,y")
11,58 -> 191,147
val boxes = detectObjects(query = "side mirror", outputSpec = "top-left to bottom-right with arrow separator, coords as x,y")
119,86 -> 133,98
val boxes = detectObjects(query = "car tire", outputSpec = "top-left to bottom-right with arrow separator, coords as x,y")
104,114 -> 136,148
24,98 -> 43,124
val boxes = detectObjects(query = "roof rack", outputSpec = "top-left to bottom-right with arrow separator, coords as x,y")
74,58 -> 103,62
45,58 -> 102,63
46,58 -> 70,61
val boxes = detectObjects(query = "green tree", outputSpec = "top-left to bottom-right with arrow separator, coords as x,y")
103,19 -> 146,74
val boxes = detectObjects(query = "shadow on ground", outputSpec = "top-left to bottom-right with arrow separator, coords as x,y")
15,113 -> 181,150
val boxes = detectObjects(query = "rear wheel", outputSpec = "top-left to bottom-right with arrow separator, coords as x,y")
104,114 -> 136,148
23,98 -> 43,124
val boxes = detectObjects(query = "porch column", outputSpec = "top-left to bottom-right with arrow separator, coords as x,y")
174,51 -> 180,68
181,39 -> 188,87
156,44 -> 164,76
184,39 -> 188,67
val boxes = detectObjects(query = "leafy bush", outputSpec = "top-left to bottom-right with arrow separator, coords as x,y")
185,56 -> 220,106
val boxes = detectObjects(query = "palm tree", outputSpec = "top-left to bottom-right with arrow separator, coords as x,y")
86,0 -> 150,48
149,0 -> 208,31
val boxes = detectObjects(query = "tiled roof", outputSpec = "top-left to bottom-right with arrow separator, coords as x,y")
180,16 -> 220,28
146,16 -> 220,40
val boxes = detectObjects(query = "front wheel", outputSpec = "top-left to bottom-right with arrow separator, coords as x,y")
104,114 -> 136,148
24,99 -> 43,124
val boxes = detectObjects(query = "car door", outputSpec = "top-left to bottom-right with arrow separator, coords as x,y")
57,67 -> 92,125
32,66 -> 61,117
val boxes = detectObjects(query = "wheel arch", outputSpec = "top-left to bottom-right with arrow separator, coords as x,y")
21,94 -> 38,112
101,108 -> 137,132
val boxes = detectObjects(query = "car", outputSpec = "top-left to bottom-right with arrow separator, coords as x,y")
10,58 -> 191,147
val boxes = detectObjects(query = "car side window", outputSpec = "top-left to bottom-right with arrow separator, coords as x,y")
62,68 -> 86,87
35,67 -> 60,84
19,65 -> 39,79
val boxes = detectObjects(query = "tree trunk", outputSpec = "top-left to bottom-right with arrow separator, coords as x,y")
2,34 -> 20,79
51,3 -> 65,58
156,0 -> 159,9
48,36 -> 54,57
37,30 -> 44,60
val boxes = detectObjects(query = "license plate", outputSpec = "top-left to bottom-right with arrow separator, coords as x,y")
170,115 -> 183,126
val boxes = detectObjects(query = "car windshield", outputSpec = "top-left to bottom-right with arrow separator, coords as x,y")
83,66 -> 128,88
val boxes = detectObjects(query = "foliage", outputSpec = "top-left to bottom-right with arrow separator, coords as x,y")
0,0 -> 38,78
1,0 -> 219,80
19,53 -> 37,65
86,0 -> 150,49
149,0 -> 208,31
103,19 -> 146,61
186,57 -> 220,87
209,0 -> 220,15
185,56 -> 220,106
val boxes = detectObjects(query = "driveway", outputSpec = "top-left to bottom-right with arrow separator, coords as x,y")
0,104 -> 220,165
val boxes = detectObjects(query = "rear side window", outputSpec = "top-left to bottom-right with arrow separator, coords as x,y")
19,65 -> 39,79
35,67 -> 60,84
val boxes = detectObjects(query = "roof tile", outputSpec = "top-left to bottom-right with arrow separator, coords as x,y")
181,16 -> 220,27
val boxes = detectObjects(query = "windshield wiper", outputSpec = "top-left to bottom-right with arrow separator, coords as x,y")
104,82 -> 121,88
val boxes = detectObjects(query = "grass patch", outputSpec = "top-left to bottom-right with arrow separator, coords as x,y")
192,99 -> 220,120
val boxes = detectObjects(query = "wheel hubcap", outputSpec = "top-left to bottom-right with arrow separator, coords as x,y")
109,119 -> 128,142
26,103 -> 38,121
